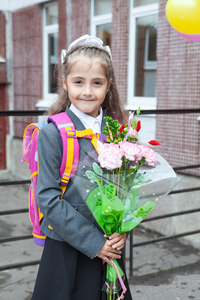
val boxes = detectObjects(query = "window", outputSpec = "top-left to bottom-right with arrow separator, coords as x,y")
133,0 -> 158,7
135,14 -> 158,98
127,0 -> 158,110
94,0 -> 112,15
43,2 -> 58,100
91,0 -> 112,48
127,0 -> 159,143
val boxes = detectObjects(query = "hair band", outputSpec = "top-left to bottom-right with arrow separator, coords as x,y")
61,34 -> 112,64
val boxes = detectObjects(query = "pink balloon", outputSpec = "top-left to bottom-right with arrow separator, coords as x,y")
176,30 -> 200,41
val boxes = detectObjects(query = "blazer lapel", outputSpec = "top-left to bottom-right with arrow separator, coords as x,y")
66,107 -> 98,161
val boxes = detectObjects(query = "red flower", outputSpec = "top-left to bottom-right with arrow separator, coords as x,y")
135,121 -> 141,132
148,140 -> 161,146
120,124 -> 125,133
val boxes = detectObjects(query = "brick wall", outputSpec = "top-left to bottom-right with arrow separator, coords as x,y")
111,0 -> 129,105
57,0 -> 67,88
58,0 -> 67,51
12,5 -> 43,137
156,0 -> 200,176
71,0 -> 90,43
0,12 -> 7,84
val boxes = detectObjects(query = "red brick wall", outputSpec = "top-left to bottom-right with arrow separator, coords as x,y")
58,0 -> 67,51
12,6 -> 43,137
156,0 -> 200,176
58,0 -> 67,88
71,0 -> 90,42
112,0 -> 129,105
0,12 -> 7,84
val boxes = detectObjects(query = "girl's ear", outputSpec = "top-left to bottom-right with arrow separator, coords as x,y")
62,75 -> 67,90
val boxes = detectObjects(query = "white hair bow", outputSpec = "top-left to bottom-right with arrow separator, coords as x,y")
61,34 -> 112,64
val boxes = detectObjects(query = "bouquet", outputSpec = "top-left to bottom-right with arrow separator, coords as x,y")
75,108 -> 180,299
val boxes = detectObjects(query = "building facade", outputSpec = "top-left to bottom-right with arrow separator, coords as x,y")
1,0 -> 199,175
0,0 -> 200,245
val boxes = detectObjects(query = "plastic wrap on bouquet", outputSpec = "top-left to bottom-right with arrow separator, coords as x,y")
71,151 -> 180,299
82,152 -> 180,234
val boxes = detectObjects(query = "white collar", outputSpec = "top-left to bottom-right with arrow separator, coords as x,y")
69,104 -> 103,133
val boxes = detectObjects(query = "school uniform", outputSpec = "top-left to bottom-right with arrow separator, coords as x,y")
32,106 -> 132,300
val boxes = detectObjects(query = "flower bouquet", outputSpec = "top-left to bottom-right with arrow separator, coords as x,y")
74,108 -> 180,299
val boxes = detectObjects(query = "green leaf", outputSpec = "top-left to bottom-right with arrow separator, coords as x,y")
126,136 -> 138,142
95,178 -> 105,195
132,118 -> 137,130
126,187 -> 139,211
134,172 -> 152,184
105,184 -> 116,201
137,106 -> 141,115
85,170 -> 97,183
106,184 -> 116,195
93,162 -> 103,175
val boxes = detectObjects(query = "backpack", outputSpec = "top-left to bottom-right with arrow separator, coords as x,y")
22,112 -> 107,246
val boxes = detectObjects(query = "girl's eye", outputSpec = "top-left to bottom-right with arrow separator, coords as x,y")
94,81 -> 102,86
74,80 -> 82,84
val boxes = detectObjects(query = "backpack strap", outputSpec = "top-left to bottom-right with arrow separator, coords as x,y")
74,129 -> 108,153
48,112 -> 79,189
48,112 -> 109,197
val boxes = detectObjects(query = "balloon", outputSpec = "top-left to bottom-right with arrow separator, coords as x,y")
175,30 -> 200,42
166,0 -> 200,35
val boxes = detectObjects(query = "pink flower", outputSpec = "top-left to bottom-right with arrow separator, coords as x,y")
119,141 -> 141,161
138,145 -> 157,166
98,143 -> 123,170
124,127 -> 139,141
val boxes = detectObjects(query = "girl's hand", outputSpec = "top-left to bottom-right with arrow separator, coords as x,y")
97,239 -> 122,266
105,232 -> 127,250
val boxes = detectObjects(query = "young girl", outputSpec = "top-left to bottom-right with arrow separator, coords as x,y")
32,35 -> 132,300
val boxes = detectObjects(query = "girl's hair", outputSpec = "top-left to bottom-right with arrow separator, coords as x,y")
48,45 -> 126,122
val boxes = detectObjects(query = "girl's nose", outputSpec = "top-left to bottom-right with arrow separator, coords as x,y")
83,85 -> 93,96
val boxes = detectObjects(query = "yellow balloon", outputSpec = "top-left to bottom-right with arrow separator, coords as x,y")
166,0 -> 200,34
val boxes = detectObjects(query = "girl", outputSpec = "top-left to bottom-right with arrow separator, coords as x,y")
32,35 -> 132,300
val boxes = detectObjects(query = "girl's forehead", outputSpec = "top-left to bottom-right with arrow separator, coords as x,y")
69,55 -> 106,75
70,54 -> 101,66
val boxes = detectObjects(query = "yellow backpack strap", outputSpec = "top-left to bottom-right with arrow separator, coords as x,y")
59,128 -> 109,198
75,129 -> 110,153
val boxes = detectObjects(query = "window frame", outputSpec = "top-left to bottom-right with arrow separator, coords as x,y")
90,0 -> 112,37
42,2 -> 59,103
126,1 -> 159,111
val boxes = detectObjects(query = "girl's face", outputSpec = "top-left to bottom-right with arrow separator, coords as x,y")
63,56 -> 111,118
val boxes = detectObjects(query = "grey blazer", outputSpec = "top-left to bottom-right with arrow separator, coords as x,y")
36,107 -> 107,259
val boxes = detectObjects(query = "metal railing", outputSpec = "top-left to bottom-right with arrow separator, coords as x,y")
0,109 -> 200,275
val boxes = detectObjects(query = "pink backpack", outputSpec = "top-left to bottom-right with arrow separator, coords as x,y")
21,112 -> 80,246
22,112 -> 106,246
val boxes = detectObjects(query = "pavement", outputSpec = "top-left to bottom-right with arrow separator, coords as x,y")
0,182 -> 200,300
127,227 -> 200,300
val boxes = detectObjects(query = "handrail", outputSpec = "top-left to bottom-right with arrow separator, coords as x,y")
0,108 -> 200,116
0,260 -> 40,272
